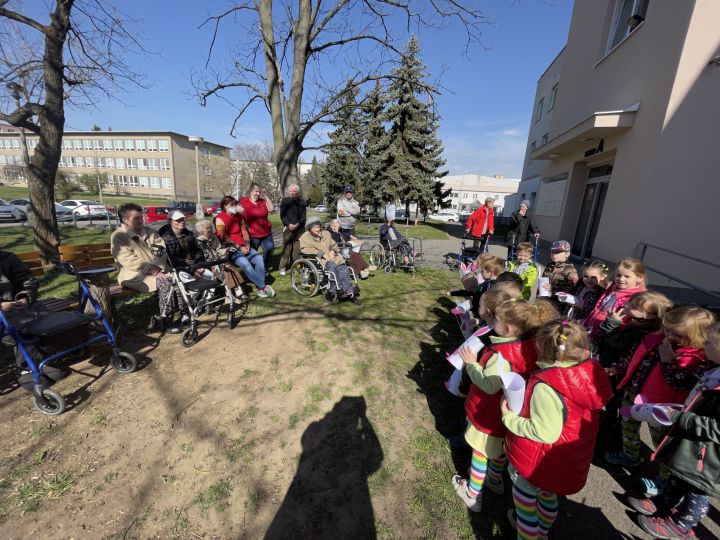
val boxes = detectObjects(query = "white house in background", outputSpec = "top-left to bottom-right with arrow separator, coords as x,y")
441,174 -> 520,215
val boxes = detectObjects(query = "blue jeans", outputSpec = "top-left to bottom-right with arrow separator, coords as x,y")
250,235 -> 275,269
230,248 -> 266,289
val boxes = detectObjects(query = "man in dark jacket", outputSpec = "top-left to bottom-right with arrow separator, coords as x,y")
158,211 -> 206,269
506,200 -> 540,259
279,184 -> 308,275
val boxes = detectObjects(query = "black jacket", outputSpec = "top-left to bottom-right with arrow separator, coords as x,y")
506,211 -> 540,243
158,224 -> 205,269
280,196 -> 308,228
0,249 -> 39,303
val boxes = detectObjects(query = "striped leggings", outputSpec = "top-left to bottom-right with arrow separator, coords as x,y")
466,449 -> 506,497
509,464 -> 558,540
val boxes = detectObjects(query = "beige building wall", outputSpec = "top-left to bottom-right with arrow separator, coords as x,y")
442,174 -> 520,214
525,0 -> 720,290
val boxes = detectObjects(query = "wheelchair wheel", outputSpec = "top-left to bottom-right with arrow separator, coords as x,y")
33,388 -> 65,416
324,290 -> 337,304
182,328 -> 198,348
111,351 -> 137,374
369,245 -> 386,268
291,260 -> 321,297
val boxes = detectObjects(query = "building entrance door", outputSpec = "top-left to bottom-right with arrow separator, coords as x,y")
571,164 -> 612,259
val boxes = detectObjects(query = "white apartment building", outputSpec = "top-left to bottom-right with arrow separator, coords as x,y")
442,174 -> 520,215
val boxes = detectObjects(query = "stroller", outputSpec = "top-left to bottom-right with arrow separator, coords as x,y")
148,251 -> 241,347
446,233 -> 490,271
0,261 -> 137,416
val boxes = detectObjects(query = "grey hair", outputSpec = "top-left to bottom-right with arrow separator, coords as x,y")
288,183 -> 300,192
329,218 -> 340,226
195,219 -> 212,234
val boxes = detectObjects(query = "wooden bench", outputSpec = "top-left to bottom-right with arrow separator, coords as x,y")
15,250 -> 78,313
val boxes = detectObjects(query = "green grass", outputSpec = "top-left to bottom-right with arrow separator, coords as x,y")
247,485 -> 268,511
1,224 -> 112,253
225,435 -> 256,463
16,472 -> 75,512
194,481 -> 232,517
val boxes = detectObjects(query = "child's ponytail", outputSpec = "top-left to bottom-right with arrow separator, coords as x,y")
535,320 -> 590,364
495,298 -> 559,339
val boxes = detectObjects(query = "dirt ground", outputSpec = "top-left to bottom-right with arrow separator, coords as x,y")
0,267 -> 718,539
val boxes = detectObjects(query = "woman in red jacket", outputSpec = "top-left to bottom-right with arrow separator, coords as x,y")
239,183 -> 275,270
466,197 -> 495,249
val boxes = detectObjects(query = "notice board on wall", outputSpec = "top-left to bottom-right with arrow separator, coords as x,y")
535,174 -> 568,217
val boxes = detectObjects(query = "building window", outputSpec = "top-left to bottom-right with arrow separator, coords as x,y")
63,139 -> 72,150
530,141 -> 537,152
128,176 -> 138,187
201,146 -> 210,157
147,140 -> 157,152
159,158 -> 170,171
607,0 -> 648,52
103,139 -> 113,151
136,139 -> 146,151
148,158 -> 158,170
535,99 -> 544,123
94,139 -> 102,150
106,157 -> 115,169
118,175 -> 128,186
541,133 -> 549,145
127,158 -> 137,169
150,176 -> 160,188
138,158 -> 147,170
11,139 -> 20,149
158,139 -> 169,152
113,139 -> 124,151
125,139 -> 134,151
83,139 -> 92,150
86,156 -> 94,168
139,176 -> 149,187
97,157 -> 106,168
73,139 -> 82,150
107,175 -> 115,185
66,156 -> 75,167
162,177 -> 172,189
116,157 -> 126,169
548,84 -> 559,111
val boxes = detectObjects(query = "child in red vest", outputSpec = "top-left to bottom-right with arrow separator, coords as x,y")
576,257 -> 646,339
624,323 -> 720,539
501,320 -> 612,540
452,299 -> 558,512
605,306 -> 716,469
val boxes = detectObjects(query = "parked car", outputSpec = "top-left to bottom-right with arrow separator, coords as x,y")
204,201 -> 222,216
0,198 -> 25,222
459,211 -> 472,223
169,201 -> 197,214
314,204 -> 328,213
428,211 -> 460,223
60,199 -> 109,218
143,206 -> 171,223
10,198 -> 73,222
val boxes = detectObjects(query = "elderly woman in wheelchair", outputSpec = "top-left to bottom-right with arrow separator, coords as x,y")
295,217 -> 361,304
370,219 -> 418,272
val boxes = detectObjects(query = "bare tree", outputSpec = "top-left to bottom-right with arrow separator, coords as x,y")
195,0 -> 486,196
0,0 -> 146,261
232,141 -> 281,199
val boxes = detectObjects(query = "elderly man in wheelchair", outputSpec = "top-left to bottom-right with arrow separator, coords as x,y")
370,218 -> 418,272
294,217 -> 361,304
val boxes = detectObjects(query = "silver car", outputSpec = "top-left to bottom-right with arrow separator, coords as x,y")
10,198 -> 74,222
0,198 -> 26,222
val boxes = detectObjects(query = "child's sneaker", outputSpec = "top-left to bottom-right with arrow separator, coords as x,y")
637,515 -> 695,539
627,496 -> 658,516
640,476 -> 665,498
257,285 -> 276,298
485,478 -> 505,495
451,475 -> 482,512
604,450 -> 641,467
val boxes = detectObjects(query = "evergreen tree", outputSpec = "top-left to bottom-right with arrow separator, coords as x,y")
383,37 -> 448,217
321,85 -> 364,206
360,81 -> 393,210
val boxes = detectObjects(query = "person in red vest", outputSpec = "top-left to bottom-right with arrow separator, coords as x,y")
465,197 -> 495,249
452,299 -> 558,513
239,183 -> 275,270
501,320 -> 612,539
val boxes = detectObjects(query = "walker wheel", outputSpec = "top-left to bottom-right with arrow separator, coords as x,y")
33,388 -> 66,416
111,351 -> 137,374
182,328 -> 198,348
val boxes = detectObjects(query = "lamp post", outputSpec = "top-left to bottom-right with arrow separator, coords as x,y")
188,136 -> 204,219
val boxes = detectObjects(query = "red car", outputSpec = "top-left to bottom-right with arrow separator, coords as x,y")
204,201 -> 222,216
142,206 -> 193,223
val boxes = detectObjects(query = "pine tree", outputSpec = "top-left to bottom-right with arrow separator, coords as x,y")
360,81 -> 393,210
321,85 -> 365,206
383,37 -> 448,217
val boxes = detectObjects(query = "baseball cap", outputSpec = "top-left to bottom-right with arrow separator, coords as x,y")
169,210 -> 186,221
343,186 -> 353,194
550,240 -> 571,253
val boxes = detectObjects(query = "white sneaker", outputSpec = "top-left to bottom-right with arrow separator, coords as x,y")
257,285 -> 276,298
360,269 -> 369,279
451,475 -> 482,512
265,285 -> 276,297
279,268 -> 286,276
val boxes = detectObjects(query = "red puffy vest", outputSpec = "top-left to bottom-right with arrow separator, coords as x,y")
215,211 -> 246,247
464,340 -> 538,437
504,360 -> 612,495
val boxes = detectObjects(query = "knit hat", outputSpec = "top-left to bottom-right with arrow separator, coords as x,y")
306,216 -> 322,230
550,240 -> 571,253
520,200 -> 531,208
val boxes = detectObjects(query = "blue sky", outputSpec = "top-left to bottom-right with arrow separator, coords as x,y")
61,0 -> 574,179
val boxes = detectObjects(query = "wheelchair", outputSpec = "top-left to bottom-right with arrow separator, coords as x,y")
369,238 -> 422,273
0,261 -> 137,416
148,255 -> 245,348
446,234 -> 487,271
290,256 -> 361,303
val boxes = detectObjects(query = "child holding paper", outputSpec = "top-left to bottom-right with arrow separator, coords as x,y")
622,323 -> 720,539
501,320 -> 612,539
605,306 -> 715,468
451,299 -> 557,512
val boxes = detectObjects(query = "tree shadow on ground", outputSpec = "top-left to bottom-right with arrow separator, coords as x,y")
264,396 -> 383,540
